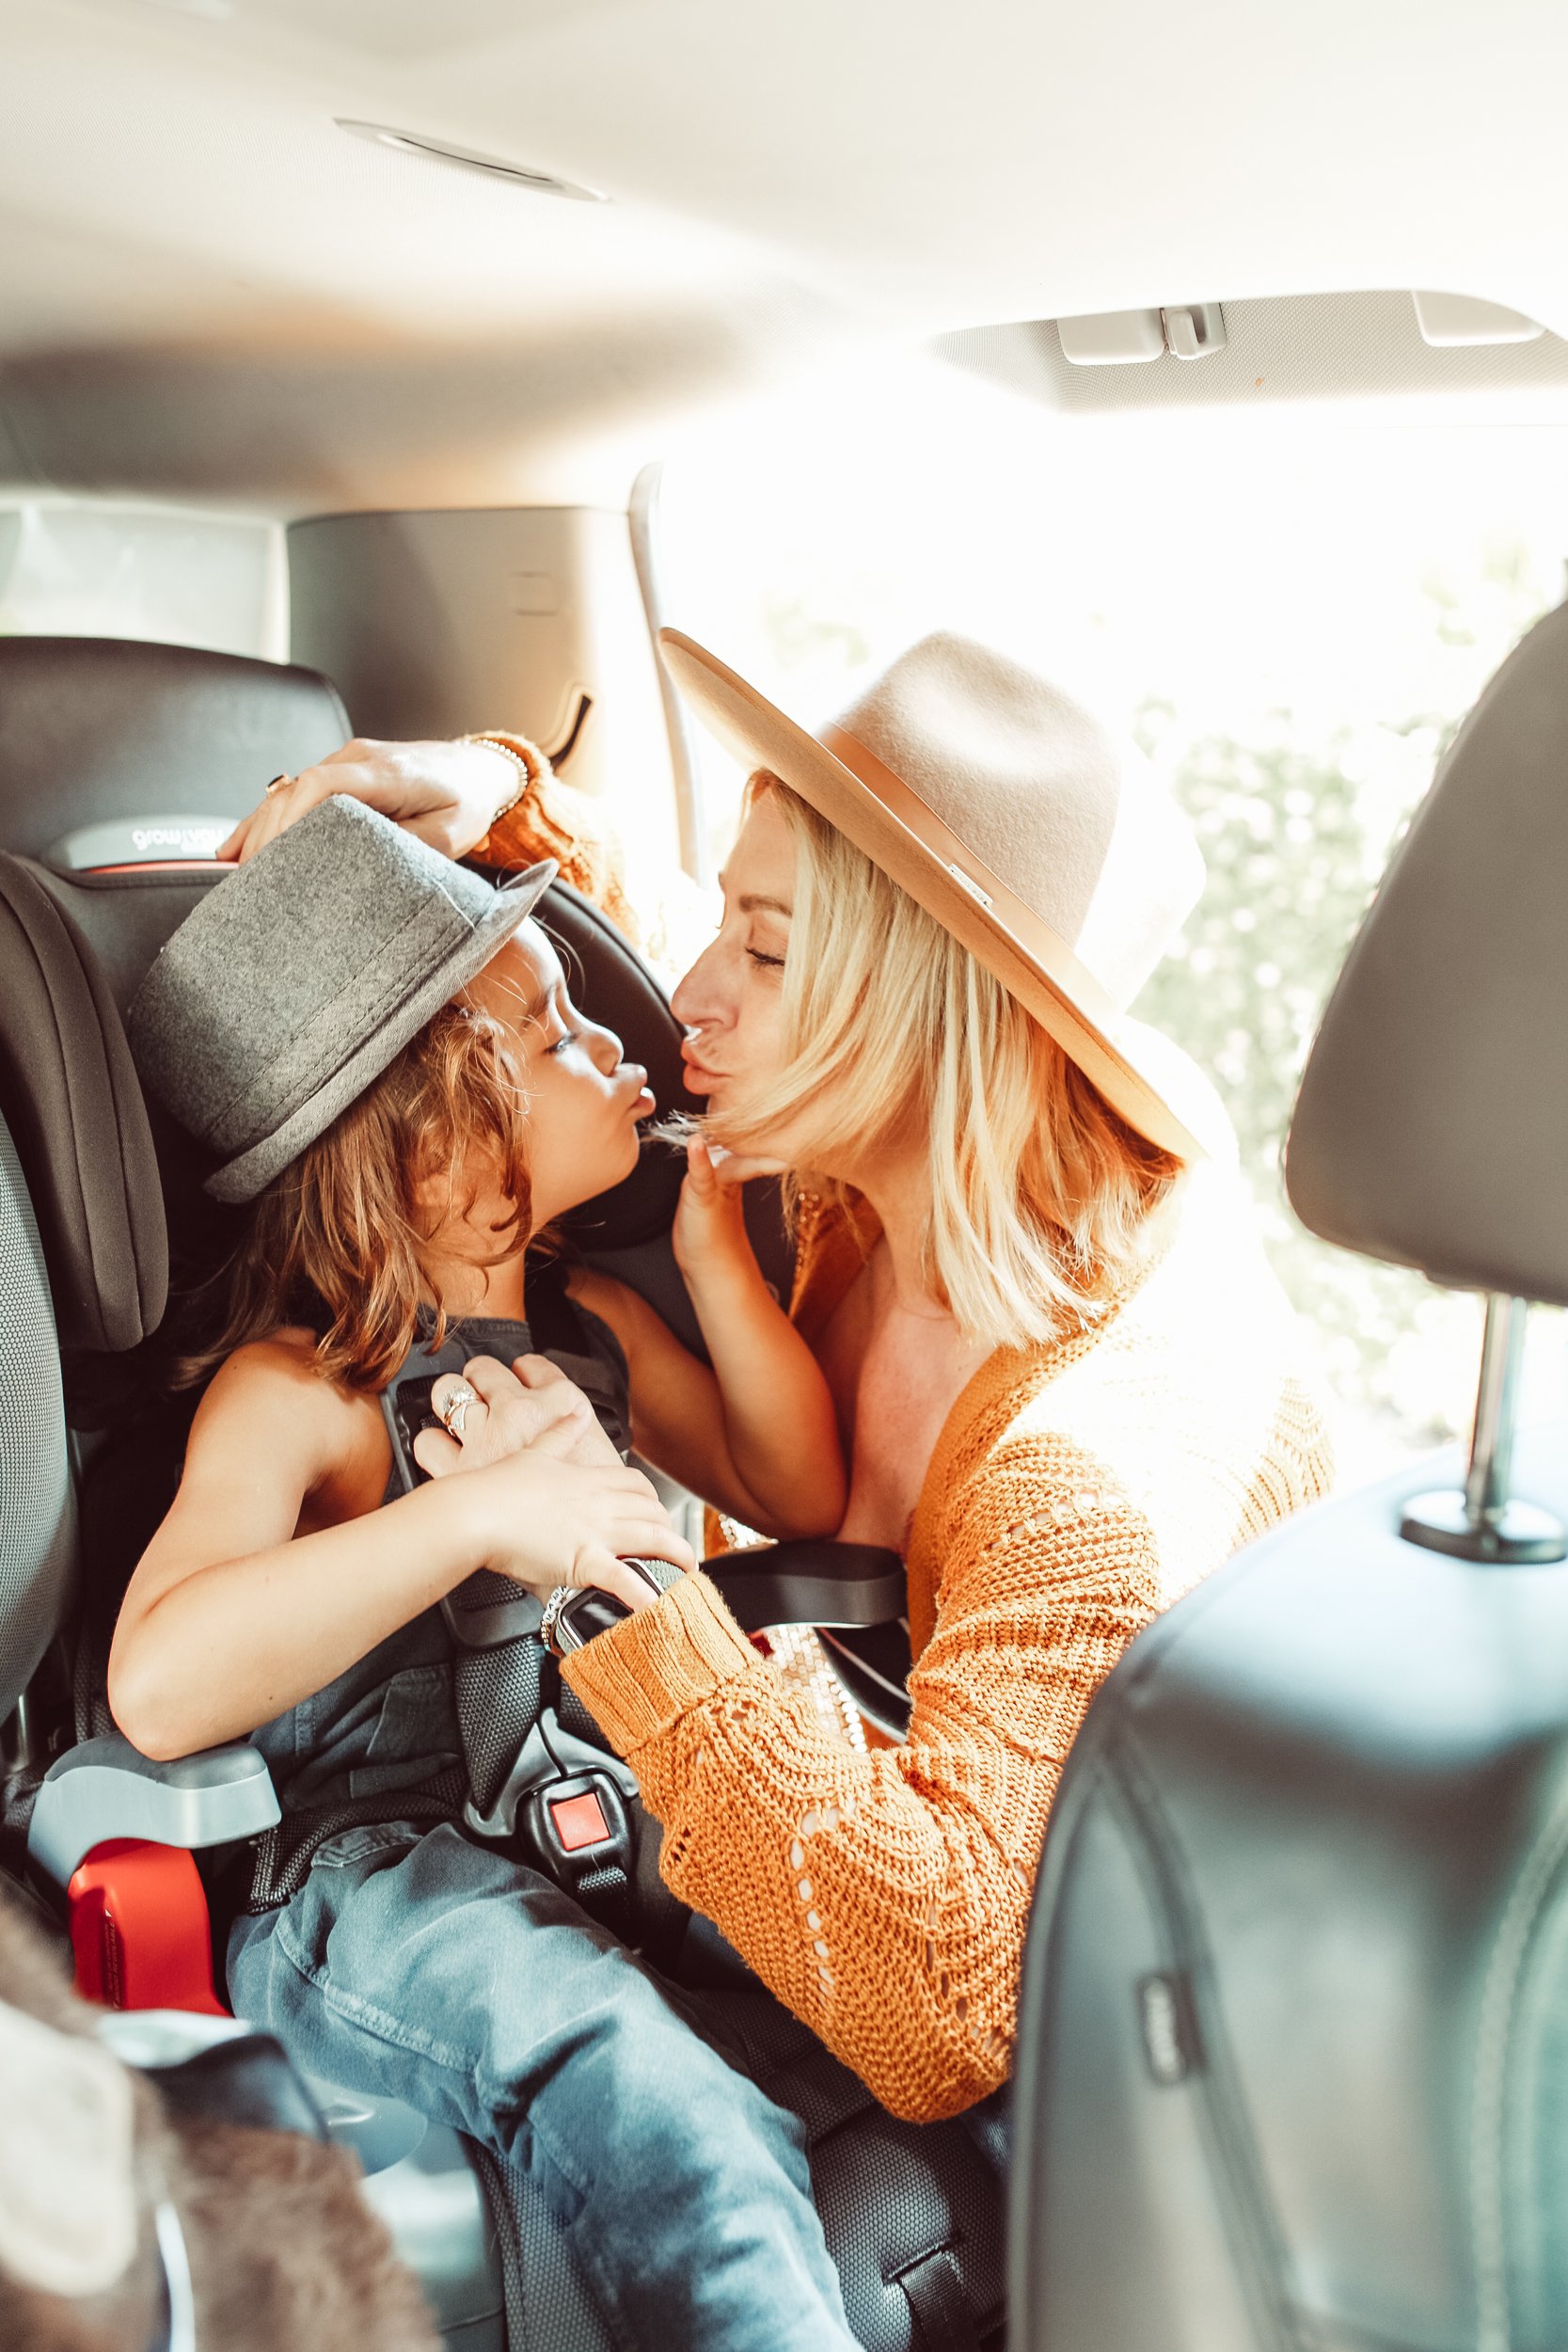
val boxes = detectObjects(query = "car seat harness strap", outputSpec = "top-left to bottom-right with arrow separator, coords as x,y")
243,1266 -> 651,1944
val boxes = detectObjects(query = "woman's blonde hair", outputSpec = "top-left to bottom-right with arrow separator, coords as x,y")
178,1001 -> 531,1393
713,776 -> 1182,1349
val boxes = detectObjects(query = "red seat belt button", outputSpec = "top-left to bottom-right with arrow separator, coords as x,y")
548,1790 -> 610,1851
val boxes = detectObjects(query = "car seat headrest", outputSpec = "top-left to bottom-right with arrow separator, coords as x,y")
0,842 -> 690,1364
0,636 -> 349,860
515,879 -> 697,1252
1286,598 -> 1568,1307
0,634 -> 691,1347
0,856 -> 166,1354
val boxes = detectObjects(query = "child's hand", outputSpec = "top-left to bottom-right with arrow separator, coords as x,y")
673,1136 -> 759,1283
450,1448 -> 694,1613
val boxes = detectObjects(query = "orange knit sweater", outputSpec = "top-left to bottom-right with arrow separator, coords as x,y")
564,1170 -> 1333,2123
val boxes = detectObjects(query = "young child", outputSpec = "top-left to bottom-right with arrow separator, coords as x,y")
111,795 -> 857,2352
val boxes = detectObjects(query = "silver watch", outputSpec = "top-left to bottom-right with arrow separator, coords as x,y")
540,1558 -> 687,1658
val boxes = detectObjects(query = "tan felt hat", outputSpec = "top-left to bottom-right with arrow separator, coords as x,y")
659,628 -> 1224,1160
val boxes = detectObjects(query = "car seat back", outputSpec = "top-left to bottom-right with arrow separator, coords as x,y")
0,1112 -> 74,1728
0,636 -> 702,1724
0,634 -> 349,863
1009,600 -> 1568,2351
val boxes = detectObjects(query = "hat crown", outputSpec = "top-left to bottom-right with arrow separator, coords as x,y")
128,796 -> 550,1200
832,633 -> 1202,1009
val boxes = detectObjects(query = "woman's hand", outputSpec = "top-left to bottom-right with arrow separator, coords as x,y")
218,737 -> 519,866
415,1353 -> 683,1613
415,1354 -> 622,1479
442,1446 -> 693,1613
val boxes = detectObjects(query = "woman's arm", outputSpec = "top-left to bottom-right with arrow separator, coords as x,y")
562,1442 -> 1163,2123
109,1340 -> 691,1762
217,738 -> 516,866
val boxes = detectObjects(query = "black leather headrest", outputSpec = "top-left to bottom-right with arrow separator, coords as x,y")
0,636 -> 349,858
1286,599 -> 1568,1306
539,882 -> 697,1250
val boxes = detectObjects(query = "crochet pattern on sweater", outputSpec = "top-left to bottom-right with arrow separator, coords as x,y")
566,1167 -> 1334,2122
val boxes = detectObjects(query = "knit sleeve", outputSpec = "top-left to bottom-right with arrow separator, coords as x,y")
467,731 -> 642,944
563,1430 -> 1162,2123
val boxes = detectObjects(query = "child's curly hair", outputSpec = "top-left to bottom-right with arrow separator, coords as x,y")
179,1001 -> 532,1393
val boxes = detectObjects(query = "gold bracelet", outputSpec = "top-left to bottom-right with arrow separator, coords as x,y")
461,732 -> 542,828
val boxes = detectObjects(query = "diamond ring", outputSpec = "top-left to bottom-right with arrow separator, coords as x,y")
435,1377 -> 480,1441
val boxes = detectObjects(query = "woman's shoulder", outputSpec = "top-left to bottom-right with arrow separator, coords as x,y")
988,1168 -> 1331,1561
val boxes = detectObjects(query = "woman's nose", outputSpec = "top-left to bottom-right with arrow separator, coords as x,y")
672,939 -> 729,1033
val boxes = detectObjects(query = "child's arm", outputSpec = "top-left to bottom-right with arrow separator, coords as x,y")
108,1336 -> 691,1762
570,1141 -> 848,1540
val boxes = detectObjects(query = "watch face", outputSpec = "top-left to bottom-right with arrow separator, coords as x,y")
555,1587 -> 634,1650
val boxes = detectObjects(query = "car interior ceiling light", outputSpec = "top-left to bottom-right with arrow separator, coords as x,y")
335,119 -> 608,202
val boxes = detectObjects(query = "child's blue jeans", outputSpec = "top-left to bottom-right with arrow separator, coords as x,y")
228,1818 -> 859,2351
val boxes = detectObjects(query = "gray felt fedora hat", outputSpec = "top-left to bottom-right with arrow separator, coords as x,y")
128,794 -> 555,1203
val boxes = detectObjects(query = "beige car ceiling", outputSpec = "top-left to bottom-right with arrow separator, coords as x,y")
1,0 -> 1566,510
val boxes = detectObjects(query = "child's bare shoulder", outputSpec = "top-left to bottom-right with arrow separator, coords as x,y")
199,1330 -> 367,1436
193,1331 -> 387,1500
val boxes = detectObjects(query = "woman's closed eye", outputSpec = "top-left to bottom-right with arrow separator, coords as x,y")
746,947 -> 786,972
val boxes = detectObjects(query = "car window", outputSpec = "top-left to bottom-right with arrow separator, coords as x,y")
661,354 -> 1568,1478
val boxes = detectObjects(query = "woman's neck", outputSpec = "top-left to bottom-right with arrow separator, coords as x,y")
838,1150 -> 945,1320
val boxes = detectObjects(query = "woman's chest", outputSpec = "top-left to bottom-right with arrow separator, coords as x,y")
817,1276 -> 990,1555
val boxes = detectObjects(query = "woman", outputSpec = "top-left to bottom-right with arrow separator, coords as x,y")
228,632 -> 1333,2125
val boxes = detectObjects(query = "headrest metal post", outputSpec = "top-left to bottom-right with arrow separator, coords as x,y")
1465,1292 -> 1527,1530
1400,1294 -> 1567,1565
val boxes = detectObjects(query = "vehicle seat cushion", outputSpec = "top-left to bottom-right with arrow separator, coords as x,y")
0,636 -> 349,861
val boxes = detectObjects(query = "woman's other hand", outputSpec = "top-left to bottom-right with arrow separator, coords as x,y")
447,1446 -> 693,1612
417,1354 -> 690,1610
218,737 -> 520,866
414,1354 -> 622,1479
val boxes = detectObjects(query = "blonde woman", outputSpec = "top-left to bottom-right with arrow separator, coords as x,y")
231,635 -> 1334,2133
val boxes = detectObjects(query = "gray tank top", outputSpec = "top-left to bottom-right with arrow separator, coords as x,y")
246,1286 -> 629,1820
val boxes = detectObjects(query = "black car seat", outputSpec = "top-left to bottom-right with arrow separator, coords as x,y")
1007,597 -> 1568,2352
0,636 -> 1002,2352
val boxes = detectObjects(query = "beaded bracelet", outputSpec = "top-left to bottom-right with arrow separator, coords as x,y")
461,731 -> 544,829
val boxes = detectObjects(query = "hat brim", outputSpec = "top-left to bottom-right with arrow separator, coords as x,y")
205,859 -> 557,1202
659,629 -> 1226,1163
